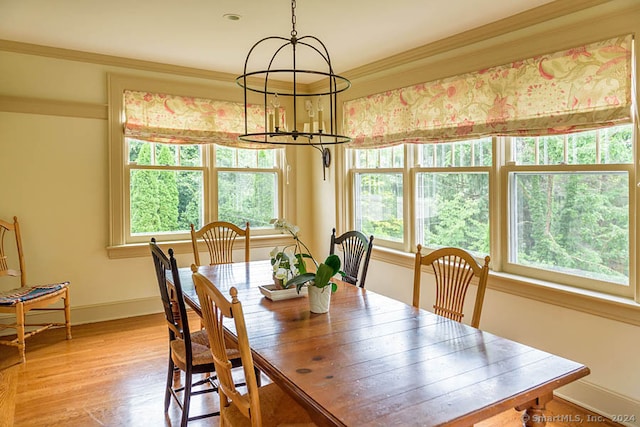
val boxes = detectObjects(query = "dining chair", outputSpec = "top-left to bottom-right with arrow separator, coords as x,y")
329,228 -> 373,288
0,216 -> 71,362
412,245 -> 490,328
190,221 -> 250,266
150,239 -> 245,426
192,266 -> 317,427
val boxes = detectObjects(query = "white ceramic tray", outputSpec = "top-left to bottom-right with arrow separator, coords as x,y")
259,284 -> 307,301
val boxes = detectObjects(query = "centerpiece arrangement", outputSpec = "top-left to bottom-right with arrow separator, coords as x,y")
268,219 -> 341,313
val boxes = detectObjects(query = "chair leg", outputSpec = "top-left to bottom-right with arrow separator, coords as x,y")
16,303 -> 25,362
181,371 -> 193,427
255,367 -> 261,386
164,357 -> 174,412
63,288 -> 72,340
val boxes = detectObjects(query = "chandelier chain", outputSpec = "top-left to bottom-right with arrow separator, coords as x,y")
291,0 -> 297,37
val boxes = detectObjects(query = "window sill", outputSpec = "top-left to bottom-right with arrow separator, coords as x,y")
370,246 -> 640,326
107,234 -> 290,259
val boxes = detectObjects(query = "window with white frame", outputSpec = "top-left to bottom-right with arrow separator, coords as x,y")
126,142 -> 280,242
215,146 -> 280,228
348,124 -> 634,296
505,125 -> 633,296
416,137 -> 492,257
109,76 -> 284,246
352,146 -> 405,247
127,139 -> 204,236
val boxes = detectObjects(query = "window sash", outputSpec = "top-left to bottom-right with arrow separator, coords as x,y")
502,163 -> 633,297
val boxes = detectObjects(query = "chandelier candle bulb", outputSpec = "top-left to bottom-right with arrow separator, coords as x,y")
317,109 -> 323,132
269,112 -> 274,133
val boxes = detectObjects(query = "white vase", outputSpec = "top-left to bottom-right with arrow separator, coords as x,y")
308,285 -> 331,314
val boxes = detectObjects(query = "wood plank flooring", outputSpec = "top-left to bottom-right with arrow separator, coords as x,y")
5,313 -> 620,426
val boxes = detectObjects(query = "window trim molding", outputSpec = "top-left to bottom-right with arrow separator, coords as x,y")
107,234 -> 291,259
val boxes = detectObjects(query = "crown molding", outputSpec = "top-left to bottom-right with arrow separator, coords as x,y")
0,39 -> 238,82
338,0 -> 614,84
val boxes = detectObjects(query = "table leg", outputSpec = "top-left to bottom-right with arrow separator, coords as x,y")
516,393 -> 553,427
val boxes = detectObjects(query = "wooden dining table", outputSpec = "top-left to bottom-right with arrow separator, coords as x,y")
176,260 -> 590,427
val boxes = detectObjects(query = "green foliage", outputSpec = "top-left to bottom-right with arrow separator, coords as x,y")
515,172 -> 629,283
130,145 -> 161,233
287,254 -> 341,294
218,172 -> 276,228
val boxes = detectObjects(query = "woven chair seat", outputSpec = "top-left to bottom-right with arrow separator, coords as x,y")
0,282 -> 69,306
171,329 -> 241,367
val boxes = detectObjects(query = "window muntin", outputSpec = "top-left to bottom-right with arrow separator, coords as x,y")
514,125 -> 633,165
420,138 -> 492,167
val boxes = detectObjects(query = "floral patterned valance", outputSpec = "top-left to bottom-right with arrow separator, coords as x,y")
344,35 -> 633,148
123,90 -> 267,148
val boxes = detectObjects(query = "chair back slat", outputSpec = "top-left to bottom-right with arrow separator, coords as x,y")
192,268 -> 261,425
413,245 -> 490,328
0,217 -> 26,287
191,221 -> 250,266
149,239 -> 192,357
330,228 -> 374,287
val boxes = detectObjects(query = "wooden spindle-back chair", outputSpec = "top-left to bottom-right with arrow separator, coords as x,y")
329,228 -> 374,288
192,266 -> 316,427
412,245 -> 490,328
190,221 -> 250,266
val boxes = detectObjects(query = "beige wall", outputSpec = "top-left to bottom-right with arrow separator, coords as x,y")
1,0 -> 639,421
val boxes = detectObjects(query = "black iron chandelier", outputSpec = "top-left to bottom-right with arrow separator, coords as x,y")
237,0 -> 351,177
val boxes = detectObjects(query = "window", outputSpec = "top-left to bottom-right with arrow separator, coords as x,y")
215,146 -> 279,228
109,75 -> 286,247
128,139 -> 204,236
352,146 -> 405,247
505,125 -> 633,295
347,125 -> 634,296
416,138 -> 492,257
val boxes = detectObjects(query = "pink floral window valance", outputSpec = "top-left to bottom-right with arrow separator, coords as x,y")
123,90 -> 266,148
343,35 -> 633,148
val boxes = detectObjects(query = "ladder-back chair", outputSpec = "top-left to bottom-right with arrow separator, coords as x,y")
190,221 -> 250,266
412,245 -> 490,328
330,228 -> 374,287
0,216 -> 71,361
192,266 -> 316,427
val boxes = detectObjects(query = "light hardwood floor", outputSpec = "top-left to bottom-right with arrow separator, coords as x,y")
7,313 -> 620,426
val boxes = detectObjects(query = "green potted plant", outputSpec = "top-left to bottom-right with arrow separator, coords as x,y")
270,219 -> 342,313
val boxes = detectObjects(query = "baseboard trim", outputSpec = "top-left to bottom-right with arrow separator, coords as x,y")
557,379 -> 640,426
0,297 -> 162,333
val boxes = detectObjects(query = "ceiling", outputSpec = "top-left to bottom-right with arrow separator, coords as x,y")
0,0 -> 557,78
